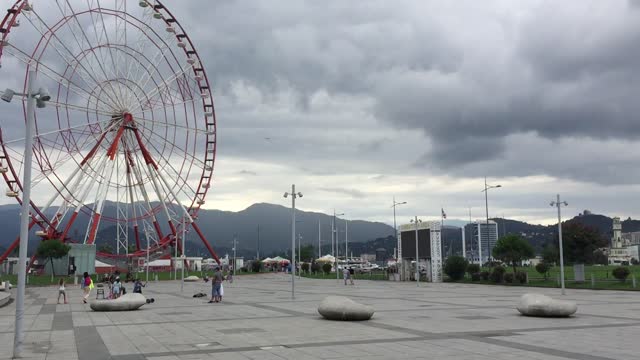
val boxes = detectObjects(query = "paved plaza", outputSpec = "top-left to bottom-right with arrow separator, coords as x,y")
1,273 -> 639,359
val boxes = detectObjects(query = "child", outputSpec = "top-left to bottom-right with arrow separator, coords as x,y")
57,278 -> 67,304
133,279 -> 145,294
112,277 -> 122,299
82,272 -> 93,303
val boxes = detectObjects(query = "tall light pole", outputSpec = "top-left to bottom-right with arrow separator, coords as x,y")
181,216 -> 186,293
256,225 -> 260,260
232,234 -> 237,278
298,233 -> 302,278
284,185 -> 302,299
410,216 -> 422,287
333,210 -> 344,282
551,195 -> 568,295
482,177 -> 501,264
317,219 -> 321,259
2,70 -> 51,358
344,219 -> 349,263
392,198 -> 407,279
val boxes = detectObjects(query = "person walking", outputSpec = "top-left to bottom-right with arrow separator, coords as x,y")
81,272 -> 93,303
133,279 -> 146,294
208,267 -> 224,303
57,278 -> 67,304
343,267 -> 354,286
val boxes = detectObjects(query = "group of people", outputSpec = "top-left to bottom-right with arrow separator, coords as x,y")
74,271 -> 146,303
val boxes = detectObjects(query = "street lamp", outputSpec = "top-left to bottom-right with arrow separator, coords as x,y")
332,210 -> 344,282
482,177 -> 501,265
392,197 -> 407,279
550,195 -> 568,295
284,185 -> 302,299
232,234 -> 238,279
410,216 -> 422,287
3,69 -> 51,358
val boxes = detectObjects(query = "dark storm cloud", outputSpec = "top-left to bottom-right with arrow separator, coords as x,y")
169,1 -> 640,185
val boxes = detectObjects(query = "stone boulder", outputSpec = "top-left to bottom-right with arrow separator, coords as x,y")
184,276 -> 200,282
318,296 -> 374,321
517,293 -> 577,317
90,293 -> 147,312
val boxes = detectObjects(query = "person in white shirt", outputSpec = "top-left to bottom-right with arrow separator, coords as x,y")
57,278 -> 67,304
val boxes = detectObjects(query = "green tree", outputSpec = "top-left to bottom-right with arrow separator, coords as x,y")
299,244 -> 315,262
251,259 -> 262,272
36,240 -> 71,278
444,256 -> 468,281
542,244 -> 558,265
322,263 -> 332,274
492,234 -> 534,274
561,222 -> 607,264
593,250 -> 608,266
535,262 -> 551,280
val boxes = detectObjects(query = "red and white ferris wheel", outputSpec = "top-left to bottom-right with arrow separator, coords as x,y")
0,0 -> 220,266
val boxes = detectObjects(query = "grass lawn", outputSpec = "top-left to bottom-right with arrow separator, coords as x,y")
460,264 -> 640,291
301,271 -> 388,281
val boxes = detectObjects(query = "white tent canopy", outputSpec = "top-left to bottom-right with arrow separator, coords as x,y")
316,255 -> 335,263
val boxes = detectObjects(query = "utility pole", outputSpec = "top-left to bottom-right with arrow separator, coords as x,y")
411,216 -> 422,287
284,185 -> 302,299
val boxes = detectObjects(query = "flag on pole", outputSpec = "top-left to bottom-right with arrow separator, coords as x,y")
441,208 -> 447,219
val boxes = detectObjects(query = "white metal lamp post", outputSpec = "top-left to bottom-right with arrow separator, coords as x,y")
332,210 -> 344,282
551,194 -> 568,295
410,216 -> 422,287
181,216 -> 186,293
392,198 -> 406,279
284,185 -> 302,299
232,234 -> 237,278
482,177 -> 501,264
2,69 -> 51,358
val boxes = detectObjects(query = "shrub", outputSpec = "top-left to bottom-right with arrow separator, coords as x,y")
535,262 -> 551,280
467,264 -> 480,276
612,266 -> 631,282
444,256 -> 468,281
489,266 -> 506,283
504,273 -> 514,283
515,271 -> 527,284
471,272 -> 481,281
480,271 -> 490,281
632,258 -> 639,266
301,263 -> 310,273
322,263 -> 332,275
311,262 -> 321,273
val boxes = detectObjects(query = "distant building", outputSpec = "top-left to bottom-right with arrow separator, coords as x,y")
622,231 -> 640,246
609,217 -> 639,265
463,220 -> 498,264
360,253 -> 376,263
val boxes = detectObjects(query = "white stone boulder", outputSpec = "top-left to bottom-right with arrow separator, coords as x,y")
318,296 -> 374,321
90,293 -> 147,312
517,293 -> 577,317
184,276 -> 200,282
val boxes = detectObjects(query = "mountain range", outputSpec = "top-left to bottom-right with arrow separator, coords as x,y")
0,203 -> 627,259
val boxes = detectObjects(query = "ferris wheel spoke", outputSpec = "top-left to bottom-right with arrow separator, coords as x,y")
140,123 -> 204,167
131,96 -> 199,117
138,63 -> 197,106
92,0 -> 129,105
141,133 -> 199,202
21,9 -> 124,109
133,117 -> 205,135
58,1 -> 127,109
3,45 -> 117,113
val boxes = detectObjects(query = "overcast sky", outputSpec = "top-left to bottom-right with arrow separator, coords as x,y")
3,0 -> 640,227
